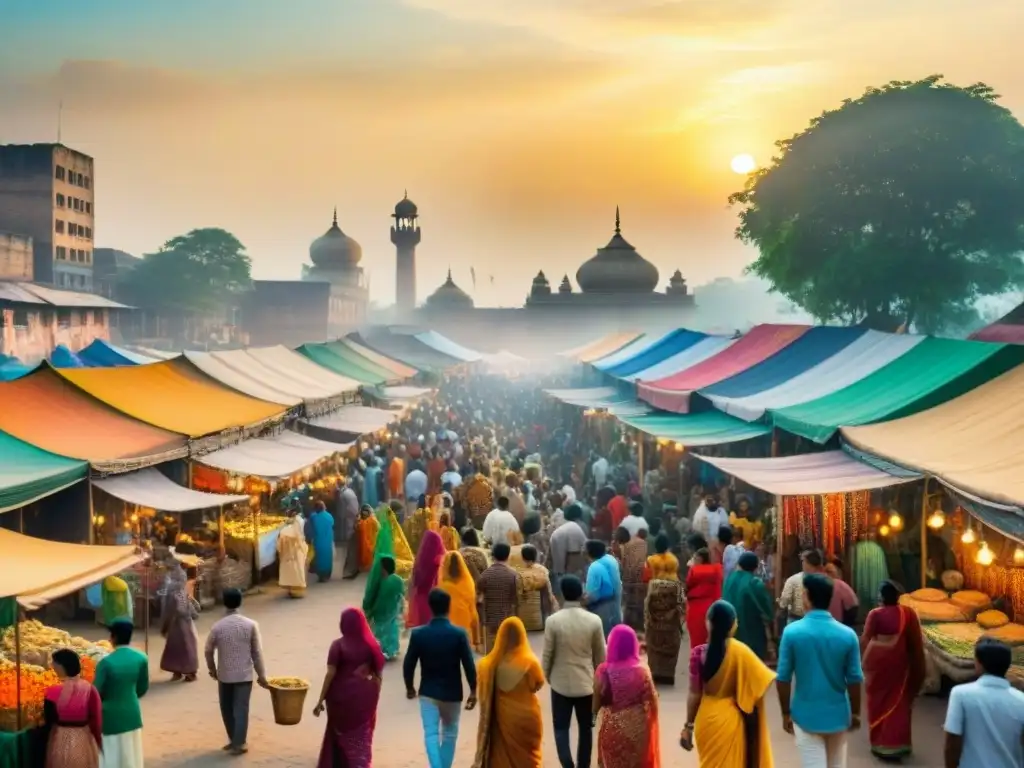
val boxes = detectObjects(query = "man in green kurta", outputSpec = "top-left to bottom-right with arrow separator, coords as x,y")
722,551 -> 774,660
93,620 -> 150,765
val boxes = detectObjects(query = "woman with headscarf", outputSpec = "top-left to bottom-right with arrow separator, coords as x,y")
364,457 -> 383,509
438,550 -> 481,648
861,580 -> 925,761
356,505 -> 381,572
313,608 -> 385,768
362,510 -> 406,659
277,512 -> 309,597
404,493 -> 437,556
472,617 -> 544,767
309,501 -> 336,582
159,563 -> 199,681
593,625 -> 661,767
722,551 -> 774,661
681,601 -> 775,767
43,648 -> 103,767
684,548 -> 722,650
438,509 -> 461,552
380,503 -> 415,576
406,530 -> 447,629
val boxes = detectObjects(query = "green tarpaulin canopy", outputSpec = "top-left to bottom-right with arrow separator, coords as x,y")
297,343 -> 392,385
621,411 -> 770,447
769,338 -> 1024,443
0,430 -> 88,512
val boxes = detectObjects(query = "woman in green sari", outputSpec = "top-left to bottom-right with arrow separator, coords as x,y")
721,551 -> 774,660
362,509 -> 406,660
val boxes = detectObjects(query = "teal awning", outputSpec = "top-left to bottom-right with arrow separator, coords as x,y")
621,411 -> 771,447
0,431 -> 88,512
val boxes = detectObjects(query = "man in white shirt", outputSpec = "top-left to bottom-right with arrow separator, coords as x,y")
482,496 -> 520,546
692,492 -> 730,543
591,455 -> 609,496
405,467 -> 428,519
944,638 -> 1024,768
543,574 -> 605,768
619,501 -> 649,538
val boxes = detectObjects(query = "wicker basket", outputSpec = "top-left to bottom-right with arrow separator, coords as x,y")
268,681 -> 309,726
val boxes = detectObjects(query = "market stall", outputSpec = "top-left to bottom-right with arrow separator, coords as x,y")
192,430 -> 353,574
0,529 -> 145,748
91,469 -> 251,607
299,405 -> 402,444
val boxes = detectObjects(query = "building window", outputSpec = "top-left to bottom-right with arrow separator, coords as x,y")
57,309 -> 71,328
84,176 -> 90,190
55,219 -> 65,234
76,173 -> 84,186
85,202 -> 92,214
84,227 -> 92,239
72,198 -> 80,211
13,309 -> 28,328
83,250 -> 91,263
56,193 -> 65,207
55,246 -> 66,260
55,166 -> 65,181
70,248 -> 78,261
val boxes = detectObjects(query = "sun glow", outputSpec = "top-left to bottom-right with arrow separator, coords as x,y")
730,153 -> 756,174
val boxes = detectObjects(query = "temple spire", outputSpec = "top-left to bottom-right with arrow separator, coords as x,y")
615,205 -> 621,234
332,206 -> 338,227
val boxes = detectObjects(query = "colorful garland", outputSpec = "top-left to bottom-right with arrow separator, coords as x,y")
783,496 -> 818,549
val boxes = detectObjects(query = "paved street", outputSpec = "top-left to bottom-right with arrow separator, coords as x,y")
118,557 -> 949,767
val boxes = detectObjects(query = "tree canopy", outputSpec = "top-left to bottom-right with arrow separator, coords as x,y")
120,228 -> 252,314
730,76 -> 1024,333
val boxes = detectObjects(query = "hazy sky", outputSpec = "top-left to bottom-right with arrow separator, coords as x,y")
1,1 -> 1021,306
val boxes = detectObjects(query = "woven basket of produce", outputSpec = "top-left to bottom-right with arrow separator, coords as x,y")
950,590 -> 991,617
983,622 -> 1024,647
910,588 -> 947,603
268,677 -> 309,726
977,610 -> 1010,630
899,595 -> 967,623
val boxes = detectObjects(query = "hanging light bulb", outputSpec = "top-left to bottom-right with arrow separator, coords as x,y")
927,510 -> 946,530
879,524 -> 891,537
961,521 -> 976,544
976,540 -> 994,566
889,513 -> 904,531
1014,546 -> 1024,566
674,443 -> 684,452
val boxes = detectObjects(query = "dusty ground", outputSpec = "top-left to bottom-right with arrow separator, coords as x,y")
92,553 -> 948,767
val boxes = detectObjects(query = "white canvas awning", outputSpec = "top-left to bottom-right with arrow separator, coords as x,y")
197,431 -> 352,479
183,350 -> 303,406
307,406 -> 399,434
692,451 -> 920,496
243,346 -> 361,396
378,386 -> 432,401
93,468 -> 251,512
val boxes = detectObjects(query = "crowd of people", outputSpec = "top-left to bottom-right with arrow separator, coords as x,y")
30,372 -> 1024,768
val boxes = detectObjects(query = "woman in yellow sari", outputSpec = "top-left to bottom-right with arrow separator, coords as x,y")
682,600 -> 775,768
438,551 -> 481,647
438,512 -> 460,552
645,534 -> 679,582
472,617 -> 544,768
379,504 -> 414,577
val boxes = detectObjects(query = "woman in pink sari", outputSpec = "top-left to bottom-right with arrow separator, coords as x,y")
593,625 -> 661,768
407,530 -> 446,628
313,608 -> 385,768
43,649 -> 103,768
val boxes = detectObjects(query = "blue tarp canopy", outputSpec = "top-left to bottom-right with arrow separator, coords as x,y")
605,329 -> 710,379
78,339 -> 152,366
700,326 -> 866,399
50,345 -> 87,368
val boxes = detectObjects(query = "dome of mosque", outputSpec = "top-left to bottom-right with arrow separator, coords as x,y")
426,269 -> 474,309
309,209 -> 362,268
575,207 -> 659,294
394,193 -> 418,219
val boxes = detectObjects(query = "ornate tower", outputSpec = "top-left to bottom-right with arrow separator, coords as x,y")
390,192 -> 420,309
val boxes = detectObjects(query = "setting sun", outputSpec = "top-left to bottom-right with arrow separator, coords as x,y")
730,154 -> 757,175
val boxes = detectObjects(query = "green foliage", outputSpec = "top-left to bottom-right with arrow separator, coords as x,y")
120,228 -> 252,314
730,75 -> 1024,333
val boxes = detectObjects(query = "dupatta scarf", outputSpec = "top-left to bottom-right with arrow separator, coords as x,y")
407,531 -> 447,627
596,625 -> 661,768
438,551 -> 481,646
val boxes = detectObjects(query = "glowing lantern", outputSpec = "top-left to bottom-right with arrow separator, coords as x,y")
961,523 -> 976,544
674,443 -> 684,451
879,524 -> 891,536
976,541 -> 994,566
888,513 -> 903,531
1014,546 -> 1024,566
927,511 -> 946,530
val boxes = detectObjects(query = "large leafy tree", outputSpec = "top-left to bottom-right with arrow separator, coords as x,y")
120,228 -> 252,314
730,76 -> 1024,332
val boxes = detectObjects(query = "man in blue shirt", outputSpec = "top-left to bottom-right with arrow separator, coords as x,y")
776,572 -> 863,767
944,637 -> 1024,768
404,589 -> 478,768
583,539 -> 622,637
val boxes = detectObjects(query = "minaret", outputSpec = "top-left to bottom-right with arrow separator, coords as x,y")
390,192 -> 420,310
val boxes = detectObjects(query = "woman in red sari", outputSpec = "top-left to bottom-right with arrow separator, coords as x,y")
593,625 -> 661,768
43,649 -> 103,768
685,548 -> 722,649
407,530 -> 447,628
861,580 -> 925,761
313,608 -> 385,768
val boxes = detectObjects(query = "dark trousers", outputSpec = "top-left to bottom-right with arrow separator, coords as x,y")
551,690 -> 593,768
218,681 -> 253,748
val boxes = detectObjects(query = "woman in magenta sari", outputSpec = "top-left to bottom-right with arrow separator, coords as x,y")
43,649 -> 103,768
407,530 -> 446,629
313,608 -> 385,768
861,580 -> 925,761
593,625 -> 661,768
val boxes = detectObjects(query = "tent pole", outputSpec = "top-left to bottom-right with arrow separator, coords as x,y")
88,479 -> 96,545
218,505 -> 226,559
771,429 -> 783,599
144,558 -> 151,657
920,477 -> 930,590
636,429 -> 644,490
15,614 -> 22,732
18,508 -> 23,534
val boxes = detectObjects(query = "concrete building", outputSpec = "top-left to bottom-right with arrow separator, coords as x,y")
0,143 -> 95,290
301,208 -> 370,332
242,280 -> 331,346
391,193 -> 420,311
0,232 -> 33,282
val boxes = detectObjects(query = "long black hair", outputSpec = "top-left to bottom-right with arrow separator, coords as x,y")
701,600 -> 737,683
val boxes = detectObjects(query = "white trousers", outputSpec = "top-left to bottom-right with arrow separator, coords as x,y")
793,724 -> 848,768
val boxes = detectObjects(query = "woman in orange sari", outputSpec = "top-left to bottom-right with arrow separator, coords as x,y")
682,600 -> 775,768
594,625 -> 660,768
356,505 -> 380,572
438,551 -> 481,648
472,617 -> 544,768
438,512 -> 460,552
861,580 -> 925,760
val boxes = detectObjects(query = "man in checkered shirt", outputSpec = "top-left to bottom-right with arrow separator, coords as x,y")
205,589 -> 269,755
